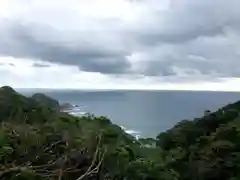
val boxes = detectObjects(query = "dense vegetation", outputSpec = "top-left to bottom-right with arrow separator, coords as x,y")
31,93 -> 60,110
0,86 -> 240,180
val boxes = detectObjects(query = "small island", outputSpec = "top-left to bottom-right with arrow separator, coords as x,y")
0,86 -> 240,180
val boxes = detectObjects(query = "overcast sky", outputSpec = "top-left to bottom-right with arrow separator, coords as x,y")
0,0 -> 240,91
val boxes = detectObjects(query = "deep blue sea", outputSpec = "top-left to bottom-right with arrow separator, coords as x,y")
19,89 -> 240,138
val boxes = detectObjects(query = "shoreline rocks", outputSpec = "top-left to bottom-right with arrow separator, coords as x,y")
60,103 -> 75,111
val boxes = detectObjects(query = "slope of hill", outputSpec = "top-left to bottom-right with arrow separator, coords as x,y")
31,93 -> 60,110
0,86 -> 240,180
156,101 -> 240,180
0,86 -> 172,180
0,86 -> 59,123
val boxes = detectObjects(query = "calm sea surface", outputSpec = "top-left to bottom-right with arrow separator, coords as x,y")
19,89 -> 240,138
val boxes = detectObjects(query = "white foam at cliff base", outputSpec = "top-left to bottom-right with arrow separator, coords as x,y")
120,126 -> 141,139
64,107 -> 141,139
69,111 -> 87,116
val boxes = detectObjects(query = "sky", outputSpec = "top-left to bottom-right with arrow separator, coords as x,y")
0,0 -> 240,91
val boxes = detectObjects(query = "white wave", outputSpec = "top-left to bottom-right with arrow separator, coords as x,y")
69,111 -> 87,116
65,108 -> 141,139
120,126 -> 141,139
62,106 -> 87,116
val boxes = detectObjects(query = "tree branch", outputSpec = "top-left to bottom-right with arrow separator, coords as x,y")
0,167 -> 29,178
76,134 -> 105,180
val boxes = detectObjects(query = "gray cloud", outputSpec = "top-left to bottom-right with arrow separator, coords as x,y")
132,0 -> 240,45
8,63 -> 15,67
0,62 -> 15,67
32,62 -> 51,68
1,0 -> 240,80
0,21 -> 132,74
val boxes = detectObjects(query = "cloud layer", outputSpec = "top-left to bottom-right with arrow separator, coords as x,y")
0,0 -> 240,90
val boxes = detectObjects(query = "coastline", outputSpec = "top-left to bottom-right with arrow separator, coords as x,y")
62,104 -> 142,139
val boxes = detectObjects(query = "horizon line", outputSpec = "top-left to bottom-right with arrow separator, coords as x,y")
14,87 -> 240,93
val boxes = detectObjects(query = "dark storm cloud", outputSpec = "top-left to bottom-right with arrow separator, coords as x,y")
1,0 -> 240,80
0,21 -> 131,74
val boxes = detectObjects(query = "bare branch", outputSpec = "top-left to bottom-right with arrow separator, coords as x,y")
0,167 -> 29,178
43,140 -> 62,152
76,134 -> 105,180
58,169 -> 63,180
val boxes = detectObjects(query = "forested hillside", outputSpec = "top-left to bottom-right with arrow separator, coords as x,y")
0,86 -> 240,180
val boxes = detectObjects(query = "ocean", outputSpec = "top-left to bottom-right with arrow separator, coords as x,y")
19,89 -> 240,138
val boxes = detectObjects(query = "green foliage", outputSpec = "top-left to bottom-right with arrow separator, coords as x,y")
0,86 -> 175,180
31,93 -> 60,110
1,85 -> 240,180
156,101 -> 240,180
124,158 -> 179,180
